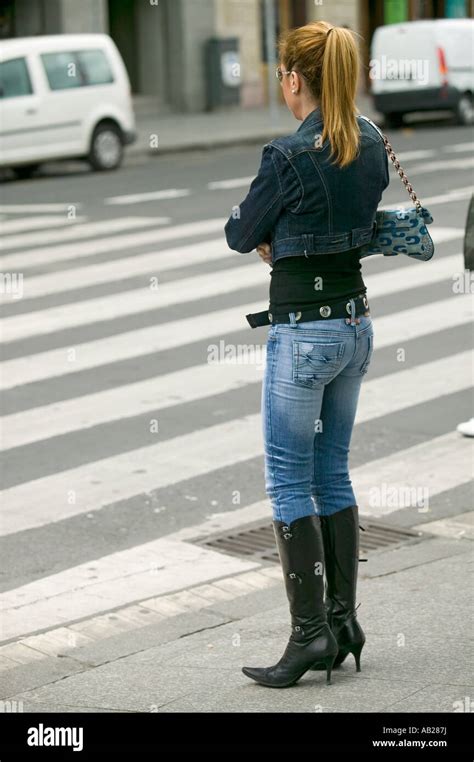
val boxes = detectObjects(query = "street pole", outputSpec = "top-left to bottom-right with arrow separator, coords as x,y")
264,0 -> 278,124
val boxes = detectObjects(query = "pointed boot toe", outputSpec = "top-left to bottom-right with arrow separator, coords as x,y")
240,515 -> 338,688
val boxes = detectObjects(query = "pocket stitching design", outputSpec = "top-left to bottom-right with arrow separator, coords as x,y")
293,340 -> 344,386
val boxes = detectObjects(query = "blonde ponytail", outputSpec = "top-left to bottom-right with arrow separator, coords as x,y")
321,27 -> 360,167
278,22 -> 361,167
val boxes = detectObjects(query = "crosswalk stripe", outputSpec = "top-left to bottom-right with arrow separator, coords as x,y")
208,177 -> 255,190
442,143 -> 474,153
2,249 -> 462,342
0,361 -> 264,450
1,293 -> 471,391
1,216 -> 167,251
1,262 -> 263,342
0,432 -> 470,641
355,432 -> 473,517
0,217 -> 226,270
1,253 -> 464,340
0,538 -> 260,642
7,239 -> 236,301
105,189 -> 191,204
0,216 -> 87,234
1,346 -> 471,451
407,156 -> 474,175
1,370 -> 472,537
0,203 -> 84,213
380,186 -> 473,208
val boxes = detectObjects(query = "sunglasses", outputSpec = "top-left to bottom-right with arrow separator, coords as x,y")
275,65 -> 292,83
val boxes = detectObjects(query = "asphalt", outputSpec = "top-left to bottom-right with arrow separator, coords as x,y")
0,91 -> 472,729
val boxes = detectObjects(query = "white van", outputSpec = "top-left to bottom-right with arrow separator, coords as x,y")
0,34 -> 136,177
370,19 -> 474,127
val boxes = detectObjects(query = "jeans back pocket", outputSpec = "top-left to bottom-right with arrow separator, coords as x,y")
292,339 -> 345,388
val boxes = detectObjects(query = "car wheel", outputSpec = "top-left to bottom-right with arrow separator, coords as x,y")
12,163 -> 40,179
384,112 -> 404,128
88,122 -> 124,171
456,93 -> 474,126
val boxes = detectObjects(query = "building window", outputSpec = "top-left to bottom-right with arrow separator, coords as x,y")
0,57 -> 32,98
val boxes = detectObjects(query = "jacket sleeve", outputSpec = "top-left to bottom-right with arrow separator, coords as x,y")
224,145 -> 284,253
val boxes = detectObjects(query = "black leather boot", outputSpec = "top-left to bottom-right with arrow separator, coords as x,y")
242,514 -> 338,688
310,505 -> 366,672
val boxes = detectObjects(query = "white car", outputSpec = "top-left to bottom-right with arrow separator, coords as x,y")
0,33 -> 136,177
370,18 -> 474,127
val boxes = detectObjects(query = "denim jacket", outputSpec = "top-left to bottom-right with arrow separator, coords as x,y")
224,106 -> 390,263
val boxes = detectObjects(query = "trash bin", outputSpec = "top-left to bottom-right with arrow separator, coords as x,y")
205,37 -> 241,110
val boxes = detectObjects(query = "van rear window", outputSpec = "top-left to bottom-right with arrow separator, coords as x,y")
41,49 -> 115,91
0,57 -> 33,98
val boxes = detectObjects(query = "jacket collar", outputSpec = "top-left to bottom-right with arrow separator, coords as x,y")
297,105 -> 323,131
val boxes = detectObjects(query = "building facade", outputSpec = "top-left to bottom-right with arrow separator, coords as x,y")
1,0 -> 473,111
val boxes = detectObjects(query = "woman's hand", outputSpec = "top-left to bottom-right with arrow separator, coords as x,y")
256,242 -> 272,264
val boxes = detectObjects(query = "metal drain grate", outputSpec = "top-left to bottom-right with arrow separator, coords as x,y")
197,518 -> 423,564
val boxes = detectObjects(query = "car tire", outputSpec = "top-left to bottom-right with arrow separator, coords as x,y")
384,112 -> 404,128
456,93 -> 474,126
88,122 -> 124,171
12,163 -> 41,179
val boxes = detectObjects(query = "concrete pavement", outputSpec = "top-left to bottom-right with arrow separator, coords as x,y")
1,510 -> 472,713
128,92 -> 382,155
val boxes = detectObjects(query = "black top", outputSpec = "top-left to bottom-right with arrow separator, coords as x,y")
269,247 -> 366,313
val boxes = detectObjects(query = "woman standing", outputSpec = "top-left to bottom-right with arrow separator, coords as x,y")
224,21 -> 390,688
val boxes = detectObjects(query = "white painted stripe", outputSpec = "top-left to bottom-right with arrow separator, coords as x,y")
0,416 -> 264,535
0,361 -> 265,450
419,227 -> 464,244
396,150 -> 436,161
0,538 -> 259,641
2,252 -> 463,342
105,189 -> 191,204
1,262 -> 264,342
355,432 -> 473,517
0,204 -> 83,213
208,177 -> 255,190
442,142 -> 474,153
1,293 -> 471,391
0,217 -> 227,270
0,216 -> 86,234
407,157 -> 474,175
365,252 -> 463,296
1,375 -> 472,538
15,238 -> 235,300
1,217 -> 167,251
13,233 -> 463,303
1,346 -> 470,453
382,186 -> 473,208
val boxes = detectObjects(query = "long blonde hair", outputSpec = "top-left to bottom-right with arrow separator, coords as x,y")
278,21 -> 361,167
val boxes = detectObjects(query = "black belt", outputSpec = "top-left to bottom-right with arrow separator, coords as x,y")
246,293 -> 370,328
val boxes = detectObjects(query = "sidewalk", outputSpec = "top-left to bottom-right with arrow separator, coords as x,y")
128,92 -> 382,156
1,512 -> 472,713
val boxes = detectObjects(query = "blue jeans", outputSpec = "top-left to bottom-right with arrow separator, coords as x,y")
262,310 -> 374,524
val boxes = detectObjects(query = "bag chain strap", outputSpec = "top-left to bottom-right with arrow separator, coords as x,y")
382,135 -> 422,213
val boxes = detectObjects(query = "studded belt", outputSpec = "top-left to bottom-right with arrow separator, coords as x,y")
245,293 -> 370,329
